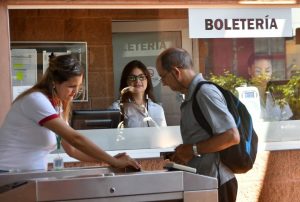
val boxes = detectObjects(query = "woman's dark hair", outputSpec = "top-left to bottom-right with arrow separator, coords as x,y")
14,54 -> 84,120
119,60 -> 156,102
247,53 -> 272,67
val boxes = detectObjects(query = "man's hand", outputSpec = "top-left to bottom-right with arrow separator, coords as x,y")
168,144 -> 194,165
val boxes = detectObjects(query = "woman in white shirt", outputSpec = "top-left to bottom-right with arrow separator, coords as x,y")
0,54 -> 140,172
110,60 -> 167,128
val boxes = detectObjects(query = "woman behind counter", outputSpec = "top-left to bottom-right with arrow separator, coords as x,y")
109,60 -> 167,128
0,54 -> 140,172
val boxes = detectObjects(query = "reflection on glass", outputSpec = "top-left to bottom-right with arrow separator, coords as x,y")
247,53 -> 293,121
204,36 -> 300,121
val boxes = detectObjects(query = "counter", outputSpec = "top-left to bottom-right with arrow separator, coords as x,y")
48,122 -> 300,165
0,167 -> 218,202
48,126 -> 183,163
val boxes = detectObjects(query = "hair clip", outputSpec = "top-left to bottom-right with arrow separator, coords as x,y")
49,52 -> 55,59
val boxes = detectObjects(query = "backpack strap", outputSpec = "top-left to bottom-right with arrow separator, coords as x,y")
192,81 -> 222,185
192,81 -> 215,136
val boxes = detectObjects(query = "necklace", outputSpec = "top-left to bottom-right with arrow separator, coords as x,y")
133,98 -> 144,106
133,99 -> 147,111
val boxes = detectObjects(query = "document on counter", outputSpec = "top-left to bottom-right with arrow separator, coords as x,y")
164,162 -> 197,173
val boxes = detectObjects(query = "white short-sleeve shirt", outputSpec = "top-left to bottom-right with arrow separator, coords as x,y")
0,92 -> 59,171
109,99 -> 167,128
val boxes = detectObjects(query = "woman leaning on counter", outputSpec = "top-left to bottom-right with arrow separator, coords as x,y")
0,54 -> 140,172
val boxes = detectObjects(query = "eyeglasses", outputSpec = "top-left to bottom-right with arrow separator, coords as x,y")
127,74 -> 147,82
159,71 -> 171,82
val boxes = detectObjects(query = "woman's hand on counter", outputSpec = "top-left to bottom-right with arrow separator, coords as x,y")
113,152 -> 141,170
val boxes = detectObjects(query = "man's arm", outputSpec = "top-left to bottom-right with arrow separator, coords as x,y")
195,127 -> 240,153
170,127 -> 240,165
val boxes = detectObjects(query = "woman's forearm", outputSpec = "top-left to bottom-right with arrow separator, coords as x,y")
61,140 -> 99,162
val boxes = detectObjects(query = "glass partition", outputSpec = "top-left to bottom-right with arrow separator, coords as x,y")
110,15 -> 300,149
202,37 -> 300,145
7,8 -> 300,151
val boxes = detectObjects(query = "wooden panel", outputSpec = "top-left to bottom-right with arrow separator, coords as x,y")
6,0 -> 299,8
0,1 -> 11,126
296,28 -> 300,44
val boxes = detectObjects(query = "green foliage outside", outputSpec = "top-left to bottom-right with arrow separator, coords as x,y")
250,72 -> 289,109
209,70 -> 247,96
272,74 -> 300,119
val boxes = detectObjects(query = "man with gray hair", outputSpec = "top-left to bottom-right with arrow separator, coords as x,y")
156,47 -> 240,202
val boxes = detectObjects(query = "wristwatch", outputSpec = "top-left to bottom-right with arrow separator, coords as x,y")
193,144 -> 201,157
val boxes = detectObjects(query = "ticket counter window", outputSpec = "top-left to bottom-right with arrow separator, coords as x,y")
6,8 -> 300,149
111,18 -> 300,144
112,20 -> 191,126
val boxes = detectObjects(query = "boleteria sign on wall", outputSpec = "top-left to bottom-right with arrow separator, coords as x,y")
189,8 -> 293,38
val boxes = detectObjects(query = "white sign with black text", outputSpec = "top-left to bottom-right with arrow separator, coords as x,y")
189,8 -> 292,38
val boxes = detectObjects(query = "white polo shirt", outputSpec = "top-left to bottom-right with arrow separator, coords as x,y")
0,92 -> 58,171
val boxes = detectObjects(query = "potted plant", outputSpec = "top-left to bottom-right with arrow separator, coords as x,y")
209,70 -> 247,96
274,74 -> 300,119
